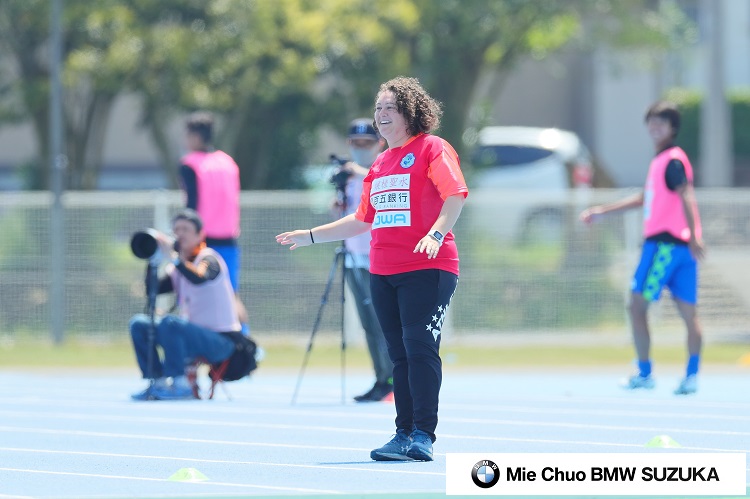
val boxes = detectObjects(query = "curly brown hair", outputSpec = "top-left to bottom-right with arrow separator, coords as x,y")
373,76 -> 443,137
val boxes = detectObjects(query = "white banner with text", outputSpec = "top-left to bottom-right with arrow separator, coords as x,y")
446,453 -> 747,496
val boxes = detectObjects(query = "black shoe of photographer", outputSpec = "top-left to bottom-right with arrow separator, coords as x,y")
354,381 -> 393,402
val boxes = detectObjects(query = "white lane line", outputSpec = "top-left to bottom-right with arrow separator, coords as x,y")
446,394 -> 750,411
0,447 -> 442,476
0,425 -> 383,448
4,398 -> 750,425
437,433 -> 750,454
3,373 -> 747,403
439,403 -> 750,422
0,467 -> 340,494
0,494 -> 33,499
0,426 -> 747,454
1,409 -> 749,439
18,388 -> 750,410
442,416 -> 750,438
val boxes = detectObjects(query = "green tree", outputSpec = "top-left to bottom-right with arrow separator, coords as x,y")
0,0 -> 210,189
133,0 -> 417,189
390,0 -> 693,158
0,0 -> 693,190
295,0 -> 694,178
0,0 -> 55,189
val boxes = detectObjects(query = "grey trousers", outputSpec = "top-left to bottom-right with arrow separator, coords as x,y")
345,266 -> 393,384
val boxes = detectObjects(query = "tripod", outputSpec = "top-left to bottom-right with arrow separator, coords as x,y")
291,243 -> 351,405
291,169 -> 370,405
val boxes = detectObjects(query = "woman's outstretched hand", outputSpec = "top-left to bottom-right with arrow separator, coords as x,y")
275,230 -> 313,250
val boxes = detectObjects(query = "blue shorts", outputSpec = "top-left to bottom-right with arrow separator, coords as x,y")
631,240 -> 697,304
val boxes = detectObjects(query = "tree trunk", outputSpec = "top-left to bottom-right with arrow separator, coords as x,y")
78,93 -> 114,190
143,101 -> 179,189
64,90 -> 117,190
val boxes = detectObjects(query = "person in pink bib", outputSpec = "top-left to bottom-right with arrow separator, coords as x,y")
580,101 -> 705,396
179,112 -> 249,335
277,77 -> 468,461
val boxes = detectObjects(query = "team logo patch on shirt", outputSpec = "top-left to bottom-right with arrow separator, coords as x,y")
400,153 -> 415,168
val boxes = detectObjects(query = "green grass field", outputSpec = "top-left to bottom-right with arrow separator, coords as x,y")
1,337 -> 748,371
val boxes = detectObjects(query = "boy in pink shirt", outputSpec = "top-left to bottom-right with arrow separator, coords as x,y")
580,101 -> 705,395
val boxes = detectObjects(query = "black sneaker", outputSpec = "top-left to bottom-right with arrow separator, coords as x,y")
370,430 -> 412,461
406,429 -> 433,461
354,381 -> 393,402
354,383 -> 378,402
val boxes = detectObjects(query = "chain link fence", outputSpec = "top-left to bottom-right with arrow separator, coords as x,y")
1,188 -> 749,344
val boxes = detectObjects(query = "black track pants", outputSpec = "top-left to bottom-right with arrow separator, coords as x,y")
370,269 -> 458,442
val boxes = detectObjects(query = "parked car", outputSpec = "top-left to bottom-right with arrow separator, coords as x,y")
467,126 -> 599,244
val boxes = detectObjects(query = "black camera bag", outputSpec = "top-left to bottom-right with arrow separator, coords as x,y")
216,332 -> 258,381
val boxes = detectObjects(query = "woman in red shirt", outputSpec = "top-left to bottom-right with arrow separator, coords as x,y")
277,76 -> 468,461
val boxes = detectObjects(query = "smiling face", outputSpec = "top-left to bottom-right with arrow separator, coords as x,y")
375,90 -> 410,148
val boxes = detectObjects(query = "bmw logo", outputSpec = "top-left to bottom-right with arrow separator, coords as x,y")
472,460 -> 500,488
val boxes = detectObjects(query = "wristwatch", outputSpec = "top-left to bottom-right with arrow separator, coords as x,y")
430,230 -> 444,245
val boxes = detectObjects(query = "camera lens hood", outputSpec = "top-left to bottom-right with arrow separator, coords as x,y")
130,229 -> 160,260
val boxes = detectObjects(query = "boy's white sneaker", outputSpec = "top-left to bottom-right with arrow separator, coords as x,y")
621,374 -> 655,390
674,375 -> 697,395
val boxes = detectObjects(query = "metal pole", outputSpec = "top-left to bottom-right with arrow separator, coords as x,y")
50,0 -> 67,343
699,0 -> 733,187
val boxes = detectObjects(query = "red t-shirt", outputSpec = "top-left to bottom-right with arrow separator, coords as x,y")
354,133 -> 468,276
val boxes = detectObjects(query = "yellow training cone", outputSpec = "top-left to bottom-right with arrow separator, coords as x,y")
738,353 -> 750,366
168,468 -> 209,482
645,435 -> 681,448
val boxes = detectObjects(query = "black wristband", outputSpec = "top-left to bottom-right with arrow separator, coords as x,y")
309,229 -> 315,244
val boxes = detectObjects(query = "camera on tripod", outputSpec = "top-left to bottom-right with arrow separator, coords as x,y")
329,154 -> 353,191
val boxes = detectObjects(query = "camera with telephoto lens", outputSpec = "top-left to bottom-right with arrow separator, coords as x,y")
130,229 -> 160,261
329,154 -> 353,190
130,229 -> 177,263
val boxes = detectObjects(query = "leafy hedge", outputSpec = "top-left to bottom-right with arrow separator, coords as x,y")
663,87 -> 750,161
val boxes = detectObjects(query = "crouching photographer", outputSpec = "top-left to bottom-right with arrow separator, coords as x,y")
129,208 -> 258,401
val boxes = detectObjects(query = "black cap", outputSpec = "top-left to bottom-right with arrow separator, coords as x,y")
347,118 -> 379,140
